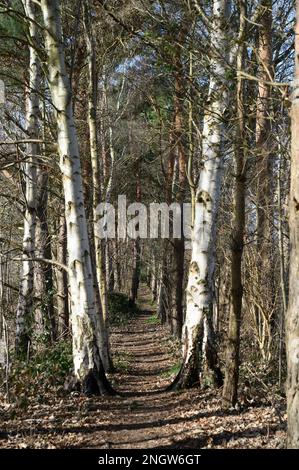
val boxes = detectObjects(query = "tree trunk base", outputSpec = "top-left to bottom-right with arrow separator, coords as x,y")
167,362 -> 200,391
82,367 -> 117,396
202,318 -> 223,388
201,365 -> 223,389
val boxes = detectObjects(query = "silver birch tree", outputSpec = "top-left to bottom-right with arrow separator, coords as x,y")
83,0 -> 111,371
39,0 -> 113,394
15,0 -> 39,354
172,0 -> 229,388
286,0 -> 299,447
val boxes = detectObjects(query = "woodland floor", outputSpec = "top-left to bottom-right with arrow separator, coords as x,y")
0,286 -> 287,449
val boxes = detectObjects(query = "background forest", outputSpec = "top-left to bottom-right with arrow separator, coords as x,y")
0,0 -> 298,450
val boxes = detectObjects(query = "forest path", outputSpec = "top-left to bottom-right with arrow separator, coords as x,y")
80,285 -> 285,449
111,284 -> 179,396
85,284 -> 185,448
0,285 -> 286,449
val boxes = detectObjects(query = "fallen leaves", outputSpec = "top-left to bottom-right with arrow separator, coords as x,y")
0,295 -> 287,449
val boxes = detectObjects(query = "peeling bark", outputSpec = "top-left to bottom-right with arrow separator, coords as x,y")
286,0 -> 299,447
83,0 -> 111,371
16,0 -> 39,355
40,0 -> 113,394
172,0 -> 229,390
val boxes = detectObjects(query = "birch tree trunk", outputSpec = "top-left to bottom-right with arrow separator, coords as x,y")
56,210 -> 69,336
40,0 -> 113,394
286,0 -> 299,447
171,0 -> 229,389
83,0 -> 111,371
15,0 -> 39,355
222,0 -> 246,407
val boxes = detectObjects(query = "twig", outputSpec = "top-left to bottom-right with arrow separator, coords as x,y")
12,257 -> 69,272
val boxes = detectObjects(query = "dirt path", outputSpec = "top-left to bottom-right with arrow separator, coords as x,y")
111,285 -> 179,396
0,286 -> 287,449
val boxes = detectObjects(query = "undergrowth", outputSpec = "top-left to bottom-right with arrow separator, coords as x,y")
160,362 -> 181,378
146,314 -> 159,325
112,351 -> 133,373
1,340 -> 72,406
108,292 -> 139,325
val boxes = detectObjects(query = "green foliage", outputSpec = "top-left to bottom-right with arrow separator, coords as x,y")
108,292 -> 138,325
0,1 -> 27,53
8,340 -> 73,402
146,314 -> 159,325
29,341 -> 72,381
224,68 -> 235,81
160,362 -> 181,378
142,94 -> 172,126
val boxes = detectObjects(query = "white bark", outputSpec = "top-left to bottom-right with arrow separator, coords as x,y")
15,0 -> 39,353
83,0 -> 111,371
286,0 -> 299,447
40,0 -> 110,391
180,0 -> 229,385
